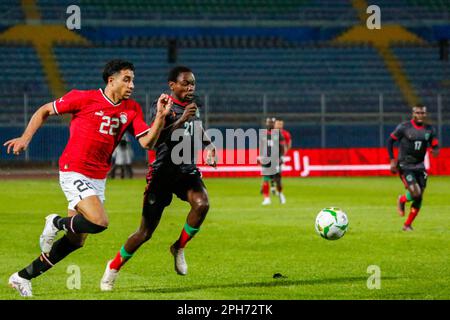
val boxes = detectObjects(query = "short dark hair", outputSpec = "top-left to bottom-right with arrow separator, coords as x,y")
168,65 -> 192,82
103,59 -> 135,83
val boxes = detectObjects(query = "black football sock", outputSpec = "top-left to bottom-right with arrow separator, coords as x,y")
53,214 -> 107,234
18,235 -> 82,280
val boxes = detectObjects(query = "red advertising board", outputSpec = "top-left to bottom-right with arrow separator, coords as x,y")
148,147 -> 450,177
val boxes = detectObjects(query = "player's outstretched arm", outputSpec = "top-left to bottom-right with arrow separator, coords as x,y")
386,135 -> 398,173
3,102 -> 55,155
138,93 -> 173,149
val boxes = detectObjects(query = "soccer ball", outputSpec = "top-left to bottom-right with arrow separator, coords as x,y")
315,207 -> 349,240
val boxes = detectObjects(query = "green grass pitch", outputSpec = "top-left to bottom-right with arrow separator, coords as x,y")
0,177 -> 449,300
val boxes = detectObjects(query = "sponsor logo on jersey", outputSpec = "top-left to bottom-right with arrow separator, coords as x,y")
95,111 -> 104,116
119,112 -> 128,124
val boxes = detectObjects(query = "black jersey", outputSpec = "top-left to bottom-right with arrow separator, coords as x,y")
390,120 -> 437,170
260,129 -> 285,169
148,96 -> 202,173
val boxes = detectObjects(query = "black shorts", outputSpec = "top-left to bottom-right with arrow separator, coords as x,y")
399,168 -> 428,190
143,165 -> 206,208
261,162 -> 282,177
270,173 -> 282,180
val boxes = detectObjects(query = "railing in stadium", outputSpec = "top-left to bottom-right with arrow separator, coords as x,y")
0,91 -> 448,162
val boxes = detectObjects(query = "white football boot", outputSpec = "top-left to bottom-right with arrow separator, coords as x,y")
262,197 -> 271,206
100,260 -> 119,291
8,272 -> 32,297
170,245 -> 188,275
279,193 -> 286,205
39,214 -> 60,254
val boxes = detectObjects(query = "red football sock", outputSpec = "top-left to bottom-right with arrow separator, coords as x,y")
399,195 -> 407,203
109,251 -> 124,270
109,246 -> 134,271
404,207 -> 419,226
176,223 -> 200,249
262,181 -> 270,198
177,229 -> 191,249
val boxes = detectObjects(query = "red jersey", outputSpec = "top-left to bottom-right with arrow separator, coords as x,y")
281,129 -> 292,148
53,89 -> 150,179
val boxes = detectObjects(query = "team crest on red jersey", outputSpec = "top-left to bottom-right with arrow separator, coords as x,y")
119,112 -> 128,124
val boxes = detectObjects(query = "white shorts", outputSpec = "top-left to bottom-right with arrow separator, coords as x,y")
59,171 -> 106,210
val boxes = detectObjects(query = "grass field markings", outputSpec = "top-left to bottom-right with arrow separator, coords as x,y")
1,178 -> 448,299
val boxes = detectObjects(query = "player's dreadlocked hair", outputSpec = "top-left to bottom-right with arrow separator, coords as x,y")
168,65 -> 192,82
102,59 -> 135,83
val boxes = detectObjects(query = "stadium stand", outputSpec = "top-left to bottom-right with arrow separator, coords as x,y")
0,0 -> 24,26
0,45 -> 52,123
372,0 -> 450,23
35,0 -> 449,23
37,0 -> 357,22
0,0 -> 449,160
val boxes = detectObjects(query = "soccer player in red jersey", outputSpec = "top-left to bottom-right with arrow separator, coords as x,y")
275,119 -> 292,153
4,59 -> 172,297
387,105 -> 439,231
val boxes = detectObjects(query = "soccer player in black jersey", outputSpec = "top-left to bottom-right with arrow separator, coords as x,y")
387,105 -> 439,231
100,66 -> 216,290
260,117 -> 286,205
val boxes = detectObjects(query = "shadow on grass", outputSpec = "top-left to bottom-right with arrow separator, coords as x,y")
129,276 -> 399,294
